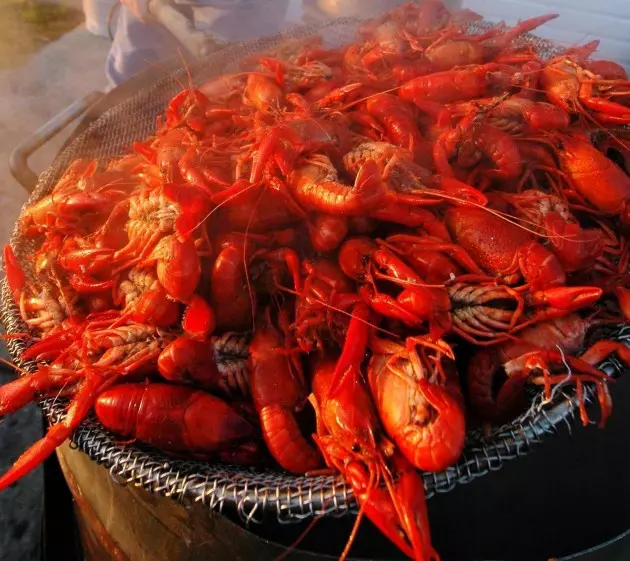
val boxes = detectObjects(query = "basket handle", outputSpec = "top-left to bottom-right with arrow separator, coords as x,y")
9,91 -> 105,194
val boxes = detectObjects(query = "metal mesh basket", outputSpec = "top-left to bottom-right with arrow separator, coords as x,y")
2,11 -> 629,525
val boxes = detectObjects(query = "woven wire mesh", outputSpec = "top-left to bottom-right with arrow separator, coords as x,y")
1,12 -> 629,524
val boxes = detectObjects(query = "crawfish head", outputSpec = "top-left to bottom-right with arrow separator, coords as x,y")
5,244 -> 77,335
312,354 -> 438,561
368,338 -> 465,473
150,235 -> 201,303
344,142 -> 430,193
338,237 -> 379,282
556,136 -> 630,223
501,190 -> 606,273
294,259 -> 354,351
445,206 -> 532,281
465,313 -> 607,425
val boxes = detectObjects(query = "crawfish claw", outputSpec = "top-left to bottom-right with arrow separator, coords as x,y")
352,452 -> 439,561
4,244 -> 26,300
529,286 -> 602,311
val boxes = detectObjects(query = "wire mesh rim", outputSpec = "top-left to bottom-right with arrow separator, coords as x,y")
1,11 -> 628,524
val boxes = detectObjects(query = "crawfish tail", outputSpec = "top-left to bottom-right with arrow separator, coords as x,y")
291,159 -> 387,216
495,13 -> 559,49
96,383 -> 256,453
259,405 -> 322,474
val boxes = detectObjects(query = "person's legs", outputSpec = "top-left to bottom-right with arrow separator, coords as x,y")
106,7 -> 182,88
106,1 -> 292,88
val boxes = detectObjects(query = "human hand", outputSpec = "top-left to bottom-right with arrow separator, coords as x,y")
121,0 -> 150,21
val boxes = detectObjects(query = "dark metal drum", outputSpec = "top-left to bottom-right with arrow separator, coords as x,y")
54,373 -> 630,561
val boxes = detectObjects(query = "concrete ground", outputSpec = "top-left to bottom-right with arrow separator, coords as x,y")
0,7 -> 111,560
0,11 -> 111,244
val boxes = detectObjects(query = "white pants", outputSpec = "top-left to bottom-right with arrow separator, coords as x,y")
105,0 -> 465,87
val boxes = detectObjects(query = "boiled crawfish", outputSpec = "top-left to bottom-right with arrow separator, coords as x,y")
310,304 -> 439,561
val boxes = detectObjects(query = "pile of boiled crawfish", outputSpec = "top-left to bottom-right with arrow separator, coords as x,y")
5,2 -> 630,559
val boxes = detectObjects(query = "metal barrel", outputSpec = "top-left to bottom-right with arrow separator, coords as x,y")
55,442 -> 373,561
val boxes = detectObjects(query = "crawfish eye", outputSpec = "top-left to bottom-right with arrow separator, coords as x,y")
351,443 -> 360,453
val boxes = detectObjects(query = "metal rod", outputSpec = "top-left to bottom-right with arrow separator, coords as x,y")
9,91 -> 104,193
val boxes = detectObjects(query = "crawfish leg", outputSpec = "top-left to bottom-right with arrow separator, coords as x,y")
0,373 -> 107,491
216,360 -> 250,399
508,349 -> 612,427
383,453 -> 440,561
0,369 -> 80,416
451,311 -> 514,345
330,303 -> 370,397
578,340 -> 630,368
261,248 -> 303,292
579,81 -> 630,121
359,286 -> 425,328
92,342 -> 162,374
